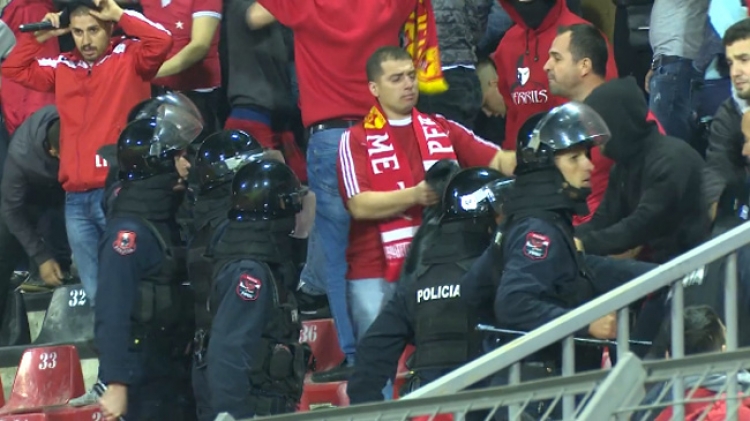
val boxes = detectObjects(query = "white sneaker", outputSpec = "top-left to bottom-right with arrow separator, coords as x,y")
67,388 -> 98,407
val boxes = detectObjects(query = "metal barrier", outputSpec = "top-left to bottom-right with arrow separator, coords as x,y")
580,348 -> 750,421
218,221 -> 750,421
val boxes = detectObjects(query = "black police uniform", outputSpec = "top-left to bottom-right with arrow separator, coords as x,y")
188,129 -> 263,421
347,168 -> 507,405
95,119 -> 194,420
202,160 -> 306,419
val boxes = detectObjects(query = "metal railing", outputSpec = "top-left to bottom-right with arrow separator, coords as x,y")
219,221 -> 750,421
580,348 -> 750,420
214,349 -> 750,421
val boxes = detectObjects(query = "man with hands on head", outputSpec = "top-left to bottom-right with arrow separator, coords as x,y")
1,0 -> 172,307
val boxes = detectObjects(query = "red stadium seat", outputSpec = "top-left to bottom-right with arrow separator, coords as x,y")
411,415 -> 454,421
0,345 -> 85,415
300,319 -> 344,373
0,413 -> 48,421
298,380 -> 349,411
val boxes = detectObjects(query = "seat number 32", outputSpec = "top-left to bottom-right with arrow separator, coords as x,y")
68,289 -> 88,307
38,352 -> 58,370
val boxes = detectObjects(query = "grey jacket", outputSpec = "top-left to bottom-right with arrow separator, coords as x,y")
0,105 -> 63,266
703,91 -> 745,205
431,0 -> 493,66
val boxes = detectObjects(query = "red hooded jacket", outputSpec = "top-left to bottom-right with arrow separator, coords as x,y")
655,389 -> 750,421
1,11 -> 173,193
0,0 -> 57,136
492,0 -> 618,151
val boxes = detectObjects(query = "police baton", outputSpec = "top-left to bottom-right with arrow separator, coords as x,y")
475,324 -> 652,347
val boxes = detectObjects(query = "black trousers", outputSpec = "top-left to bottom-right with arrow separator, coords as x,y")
416,67 -> 483,129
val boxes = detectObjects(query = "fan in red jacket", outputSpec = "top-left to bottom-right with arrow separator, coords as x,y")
493,0 -> 618,151
1,0 -> 172,195
1,0 -> 172,307
0,0 -> 58,136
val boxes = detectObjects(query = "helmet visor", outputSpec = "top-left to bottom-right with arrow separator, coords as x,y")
218,150 -> 265,176
532,102 -> 611,152
290,188 -> 315,239
149,93 -> 205,156
485,178 -> 516,214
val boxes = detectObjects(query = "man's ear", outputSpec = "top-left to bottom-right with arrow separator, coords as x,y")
368,81 -> 378,98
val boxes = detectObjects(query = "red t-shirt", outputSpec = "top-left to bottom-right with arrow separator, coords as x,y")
0,0 -> 57,135
257,0 -> 417,127
337,116 -> 501,280
141,0 -> 222,91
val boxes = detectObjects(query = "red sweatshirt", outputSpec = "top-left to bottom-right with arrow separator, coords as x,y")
493,0 -> 618,150
0,0 -> 57,135
1,11 -> 172,192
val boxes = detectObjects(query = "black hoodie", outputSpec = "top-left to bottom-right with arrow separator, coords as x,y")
577,77 -> 709,263
0,105 -> 64,266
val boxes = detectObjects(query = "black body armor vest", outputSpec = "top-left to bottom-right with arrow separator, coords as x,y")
412,221 -> 490,371
209,222 -> 306,409
131,218 -> 190,335
188,220 -> 226,332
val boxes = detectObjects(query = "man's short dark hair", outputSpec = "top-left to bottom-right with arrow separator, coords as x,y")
724,18 -> 750,47
366,46 -> 413,82
46,119 -> 60,152
657,305 -> 725,356
558,24 -> 608,78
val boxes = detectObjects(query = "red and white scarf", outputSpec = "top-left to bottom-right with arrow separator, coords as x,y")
362,104 -> 457,282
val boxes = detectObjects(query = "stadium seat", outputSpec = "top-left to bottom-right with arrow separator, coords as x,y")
300,319 -> 344,373
0,345 -> 85,414
298,380 -> 349,411
33,284 -> 93,345
0,414 -> 48,421
45,405 -> 102,420
411,415 -> 454,421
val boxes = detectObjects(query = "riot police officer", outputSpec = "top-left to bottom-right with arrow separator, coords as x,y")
188,129 -> 263,421
488,103 -> 618,339
95,102 -> 203,421
205,160 -> 308,419
346,167 -> 513,405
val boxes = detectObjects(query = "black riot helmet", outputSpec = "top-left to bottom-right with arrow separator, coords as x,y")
229,160 -> 310,222
441,167 -> 512,223
127,91 -> 204,124
515,102 -> 611,175
195,130 -> 264,192
117,96 -> 204,181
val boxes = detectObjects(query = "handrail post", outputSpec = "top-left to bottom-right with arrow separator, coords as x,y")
508,362 -> 522,420
562,335 -> 575,419
617,306 -> 630,360
670,280 -> 685,420
725,251 -> 739,421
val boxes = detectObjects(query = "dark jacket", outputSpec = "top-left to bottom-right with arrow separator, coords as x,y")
225,0 -> 294,113
703,96 -> 745,206
0,105 -> 63,266
432,0 -> 493,65
577,77 -> 709,263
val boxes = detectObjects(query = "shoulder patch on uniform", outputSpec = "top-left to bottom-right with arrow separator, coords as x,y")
523,232 -> 550,260
112,230 -> 137,255
236,273 -> 262,301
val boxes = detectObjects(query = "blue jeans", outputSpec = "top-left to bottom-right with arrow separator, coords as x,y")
348,277 -> 397,400
648,58 -> 702,143
65,189 -> 107,305
299,128 -> 357,362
